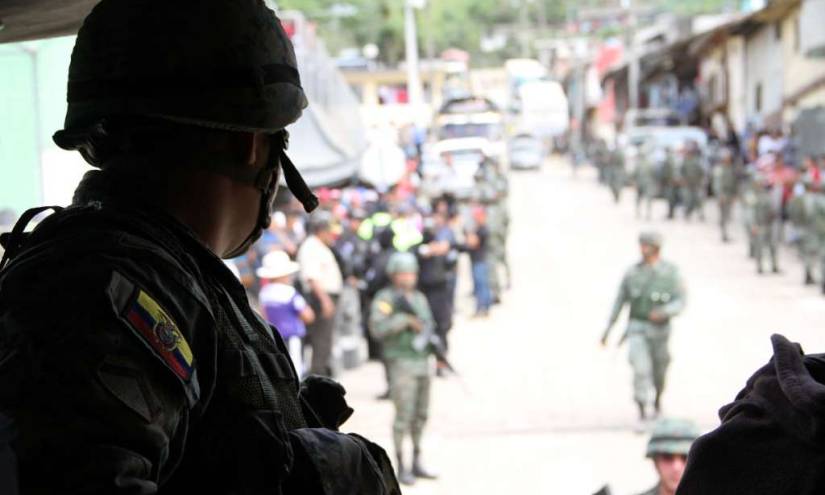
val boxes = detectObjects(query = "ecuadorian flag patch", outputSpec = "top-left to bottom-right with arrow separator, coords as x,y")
126,290 -> 194,382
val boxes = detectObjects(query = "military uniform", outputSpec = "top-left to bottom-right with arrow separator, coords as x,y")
369,253 -> 436,484
606,149 -> 626,203
634,149 -> 657,220
682,153 -> 706,221
788,184 -> 820,284
0,176 -> 397,494
661,151 -> 683,219
753,183 -> 781,274
604,235 -> 686,415
711,158 -> 738,242
741,173 -> 760,258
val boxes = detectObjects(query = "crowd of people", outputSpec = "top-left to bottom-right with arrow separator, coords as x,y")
222,147 -> 510,484
591,127 -> 825,292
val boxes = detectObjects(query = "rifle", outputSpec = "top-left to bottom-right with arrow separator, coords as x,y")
393,294 -> 457,374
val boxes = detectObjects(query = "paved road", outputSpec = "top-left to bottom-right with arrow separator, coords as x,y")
339,156 -> 825,495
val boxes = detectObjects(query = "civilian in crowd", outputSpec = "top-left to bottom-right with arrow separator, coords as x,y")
466,206 -> 492,317
298,211 -> 343,376
257,250 -> 315,376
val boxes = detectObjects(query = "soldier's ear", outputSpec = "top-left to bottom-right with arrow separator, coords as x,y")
230,132 -> 269,170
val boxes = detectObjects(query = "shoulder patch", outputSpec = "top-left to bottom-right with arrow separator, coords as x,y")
377,300 -> 394,315
126,290 -> 194,382
107,270 -> 196,388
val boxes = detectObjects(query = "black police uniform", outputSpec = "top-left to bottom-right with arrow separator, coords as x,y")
0,170 -> 399,494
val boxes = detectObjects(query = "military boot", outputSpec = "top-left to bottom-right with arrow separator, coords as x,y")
805,270 -> 815,286
396,455 -> 416,486
412,451 -> 438,479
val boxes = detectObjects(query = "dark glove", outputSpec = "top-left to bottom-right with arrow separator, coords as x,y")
299,375 -> 354,430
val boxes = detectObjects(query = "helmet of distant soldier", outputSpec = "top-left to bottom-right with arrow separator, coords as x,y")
57,0 -> 307,139
646,418 -> 700,458
386,251 -> 419,275
638,231 -> 663,248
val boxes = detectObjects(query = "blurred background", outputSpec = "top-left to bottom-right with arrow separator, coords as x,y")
2,0 -> 825,493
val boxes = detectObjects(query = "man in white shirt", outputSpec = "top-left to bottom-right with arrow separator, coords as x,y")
298,212 -> 344,376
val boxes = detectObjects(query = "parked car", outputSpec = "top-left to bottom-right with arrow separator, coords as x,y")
508,133 -> 545,170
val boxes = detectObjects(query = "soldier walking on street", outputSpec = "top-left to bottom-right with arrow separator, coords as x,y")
601,232 -> 686,429
711,148 -> 738,242
752,175 -> 782,274
681,141 -> 706,222
788,177 -> 820,284
606,147 -> 626,204
370,252 -> 438,486
634,142 -> 657,220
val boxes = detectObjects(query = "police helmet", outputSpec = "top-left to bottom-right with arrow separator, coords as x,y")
52,0 -> 317,212
639,231 -> 663,248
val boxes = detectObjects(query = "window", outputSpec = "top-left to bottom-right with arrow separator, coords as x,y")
755,82 -> 763,113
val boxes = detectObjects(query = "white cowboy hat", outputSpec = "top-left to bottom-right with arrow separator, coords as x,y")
256,250 -> 300,279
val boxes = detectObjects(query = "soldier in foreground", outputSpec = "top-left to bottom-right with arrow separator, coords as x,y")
676,335 -> 825,494
370,252 -> 438,486
601,232 -> 686,429
635,418 -> 699,495
0,1 -> 399,493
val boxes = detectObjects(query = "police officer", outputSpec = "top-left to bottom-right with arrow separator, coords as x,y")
635,418 -> 699,495
601,232 -> 686,428
369,252 -> 437,486
0,1 -> 399,493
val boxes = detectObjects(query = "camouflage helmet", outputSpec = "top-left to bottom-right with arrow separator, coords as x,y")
386,251 -> 419,275
58,0 -> 307,134
646,418 -> 700,458
639,231 -> 663,248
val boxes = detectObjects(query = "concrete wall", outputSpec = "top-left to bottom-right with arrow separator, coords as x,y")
744,23 -> 784,127
727,36 -> 748,134
781,5 -> 825,123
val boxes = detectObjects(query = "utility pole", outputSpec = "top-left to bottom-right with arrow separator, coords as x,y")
404,0 -> 425,107
624,0 -> 640,110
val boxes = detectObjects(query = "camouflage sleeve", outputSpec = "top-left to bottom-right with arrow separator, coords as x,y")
661,266 -> 686,318
369,291 -> 410,340
416,292 -> 435,331
0,263 -> 191,493
606,272 -> 629,330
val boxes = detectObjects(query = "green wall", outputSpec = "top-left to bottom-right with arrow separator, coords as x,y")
0,37 -> 74,217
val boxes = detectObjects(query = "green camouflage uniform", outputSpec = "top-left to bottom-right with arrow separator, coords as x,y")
634,150 -> 657,220
606,149 -> 626,203
682,154 -> 706,221
741,176 -> 760,258
661,152 -> 683,219
788,187 -> 820,283
369,287 -> 434,455
712,162 -> 738,242
752,185 -> 781,273
813,193 -> 825,292
606,259 -> 686,409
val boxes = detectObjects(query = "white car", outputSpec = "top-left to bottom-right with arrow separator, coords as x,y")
422,138 -> 492,199
508,134 -> 545,170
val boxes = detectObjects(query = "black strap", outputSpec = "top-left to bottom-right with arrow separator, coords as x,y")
0,206 -> 64,272
280,150 -> 318,213
68,63 -> 302,102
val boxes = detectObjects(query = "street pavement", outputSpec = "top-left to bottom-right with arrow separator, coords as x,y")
339,155 -> 825,495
